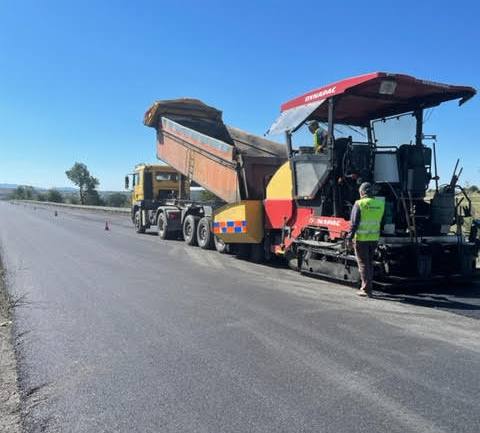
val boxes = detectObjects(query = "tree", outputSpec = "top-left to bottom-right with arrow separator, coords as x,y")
9,185 -> 36,200
9,186 -> 26,200
24,186 -> 35,200
67,195 -> 79,205
468,185 -> 479,193
84,188 -> 103,206
46,189 -> 64,203
199,189 -> 219,201
85,177 -> 102,205
106,192 -> 128,208
36,192 -> 47,202
65,162 -> 100,205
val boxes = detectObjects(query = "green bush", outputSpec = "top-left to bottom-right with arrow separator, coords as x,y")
105,192 -> 128,207
46,189 -> 64,203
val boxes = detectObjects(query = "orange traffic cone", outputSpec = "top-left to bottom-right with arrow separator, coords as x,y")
105,221 -> 110,231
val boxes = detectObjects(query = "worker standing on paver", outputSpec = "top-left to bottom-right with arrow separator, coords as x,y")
308,121 -> 328,153
347,182 -> 385,297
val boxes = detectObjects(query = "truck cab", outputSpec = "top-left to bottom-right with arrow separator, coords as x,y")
126,164 -> 182,202
125,164 -> 185,233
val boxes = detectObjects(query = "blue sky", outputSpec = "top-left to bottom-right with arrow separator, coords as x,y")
1,0 -> 479,190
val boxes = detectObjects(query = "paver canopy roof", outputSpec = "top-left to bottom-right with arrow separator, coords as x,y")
268,72 -> 476,134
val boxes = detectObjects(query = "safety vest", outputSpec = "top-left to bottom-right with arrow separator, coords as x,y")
313,129 -> 325,152
355,197 -> 385,241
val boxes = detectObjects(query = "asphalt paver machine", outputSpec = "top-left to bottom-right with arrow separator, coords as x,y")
266,72 -> 479,284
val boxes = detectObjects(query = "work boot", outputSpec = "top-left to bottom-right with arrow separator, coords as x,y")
357,288 -> 368,297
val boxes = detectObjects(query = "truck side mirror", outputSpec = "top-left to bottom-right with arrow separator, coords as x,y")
124,176 -> 129,190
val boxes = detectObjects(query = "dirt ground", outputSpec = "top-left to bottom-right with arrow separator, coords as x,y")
0,264 -> 21,433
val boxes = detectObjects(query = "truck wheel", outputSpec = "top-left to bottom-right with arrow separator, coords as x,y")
157,213 -> 171,240
134,211 -> 146,234
285,251 -> 299,271
214,236 -> 230,254
235,244 -> 251,260
183,215 -> 199,246
249,243 -> 265,263
197,217 -> 213,249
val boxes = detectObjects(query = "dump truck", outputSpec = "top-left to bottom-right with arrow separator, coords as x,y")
125,161 -> 228,246
138,72 -> 479,285
132,99 -> 286,251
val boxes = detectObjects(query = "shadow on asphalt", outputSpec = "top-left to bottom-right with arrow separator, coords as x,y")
373,281 -> 480,318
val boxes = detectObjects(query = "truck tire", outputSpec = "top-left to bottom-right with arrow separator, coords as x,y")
134,210 -> 146,234
214,236 -> 230,254
285,250 -> 299,271
235,244 -> 251,260
157,212 -> 171,240
197,217 -> 213,249
249,243 -> 265,263
183,215 -> 199,246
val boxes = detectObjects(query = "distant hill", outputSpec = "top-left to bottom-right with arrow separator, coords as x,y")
0,184 -> 128,194
51,187 -> 78,193
0,184 -> 127,198
0,183 -> 76,191
0,188 -> 13,199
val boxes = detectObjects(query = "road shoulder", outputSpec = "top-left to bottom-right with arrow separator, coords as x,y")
0,260 -> 21,433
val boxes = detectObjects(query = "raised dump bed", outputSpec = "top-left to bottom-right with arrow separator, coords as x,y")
144,99 -> 286,203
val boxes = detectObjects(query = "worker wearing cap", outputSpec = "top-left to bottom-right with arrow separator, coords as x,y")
347,182 -> 385,297
308,121 -> 328,153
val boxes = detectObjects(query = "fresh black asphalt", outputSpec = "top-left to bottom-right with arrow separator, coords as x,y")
1,201 -> 479,433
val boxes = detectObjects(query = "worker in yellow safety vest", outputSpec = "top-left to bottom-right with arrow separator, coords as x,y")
307,121 -> 328,153
347,182 -> 385,297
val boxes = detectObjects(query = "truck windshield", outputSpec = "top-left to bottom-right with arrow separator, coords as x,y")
371,112 -> 416,146
155,172 -> 178,182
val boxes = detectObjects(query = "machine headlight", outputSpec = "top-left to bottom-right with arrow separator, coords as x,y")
379,80 -> 397,95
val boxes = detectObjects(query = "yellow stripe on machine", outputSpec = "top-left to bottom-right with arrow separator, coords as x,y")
213,200 -> 263,244
266,161 -> 293,199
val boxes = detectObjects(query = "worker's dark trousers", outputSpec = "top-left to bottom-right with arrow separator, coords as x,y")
354,241 -> 378,292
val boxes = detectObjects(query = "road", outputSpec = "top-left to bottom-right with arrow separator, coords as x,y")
1,201 -> 479,433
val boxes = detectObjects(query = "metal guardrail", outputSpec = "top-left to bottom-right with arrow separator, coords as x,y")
11,200 -> 130,214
